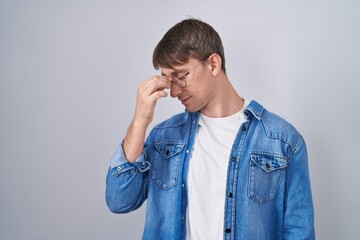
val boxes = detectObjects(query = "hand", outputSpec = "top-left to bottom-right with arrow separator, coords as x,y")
133,75 -> 172,127
123,76 -> 171,162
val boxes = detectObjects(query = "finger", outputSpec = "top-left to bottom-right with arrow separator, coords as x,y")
139,76 -> 171,96
138,75 -> 171,89
150,89 -> 168,101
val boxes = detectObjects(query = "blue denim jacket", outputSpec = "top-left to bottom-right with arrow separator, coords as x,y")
106,100 -> 315,240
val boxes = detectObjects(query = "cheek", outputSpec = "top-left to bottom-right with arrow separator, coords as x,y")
194,84 -> 208,98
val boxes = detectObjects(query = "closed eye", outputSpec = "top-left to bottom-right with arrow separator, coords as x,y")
177,72 -> 189,80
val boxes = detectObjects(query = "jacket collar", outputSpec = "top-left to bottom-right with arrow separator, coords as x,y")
191,100 -> 264,120
245,100 -> 264,120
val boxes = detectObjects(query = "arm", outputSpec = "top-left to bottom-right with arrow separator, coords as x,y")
105,76 -> 171,213
283,139 -> 315,239
105,143 -> 150,213
123,76 -> 171,162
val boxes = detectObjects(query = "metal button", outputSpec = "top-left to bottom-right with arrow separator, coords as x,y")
228,192 -> 233,198
225,228 -> 231,233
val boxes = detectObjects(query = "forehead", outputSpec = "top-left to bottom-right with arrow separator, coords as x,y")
160,58 -> 198,76
160,66 -> 185,76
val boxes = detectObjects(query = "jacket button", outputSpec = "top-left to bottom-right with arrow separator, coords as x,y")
225,228 -> 231,233
231,156 -> 236,161
228,192 -> 233,198
241,125 -> 247,131
265,163 -> 271,169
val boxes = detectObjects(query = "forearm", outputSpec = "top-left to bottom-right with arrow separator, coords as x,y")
123,119 -> 149,162
106,164 -> 148,213
105,142 -> 150,213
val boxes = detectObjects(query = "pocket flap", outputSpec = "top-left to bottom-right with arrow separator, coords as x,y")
250,152 -> 287,172
155,141 -> 185,159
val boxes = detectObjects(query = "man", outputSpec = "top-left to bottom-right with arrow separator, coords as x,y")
106,18 -> 315,240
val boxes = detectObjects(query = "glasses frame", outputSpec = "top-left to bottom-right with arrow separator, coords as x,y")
171,57 -> 207,88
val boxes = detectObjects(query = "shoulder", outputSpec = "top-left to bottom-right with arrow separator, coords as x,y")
248,100 -> 305,151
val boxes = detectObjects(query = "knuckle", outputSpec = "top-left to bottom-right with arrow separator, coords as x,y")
137,83 -> 143,91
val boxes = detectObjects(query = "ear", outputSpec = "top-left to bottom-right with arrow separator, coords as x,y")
207,53 -> 222,76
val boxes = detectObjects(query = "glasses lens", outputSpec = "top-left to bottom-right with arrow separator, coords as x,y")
173,77 -> 186,88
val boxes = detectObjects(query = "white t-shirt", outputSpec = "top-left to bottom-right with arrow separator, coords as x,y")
186,100 -> 248,240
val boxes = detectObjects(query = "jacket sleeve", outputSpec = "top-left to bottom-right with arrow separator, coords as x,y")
283,138 -> 316,239
105,141 -> 150,213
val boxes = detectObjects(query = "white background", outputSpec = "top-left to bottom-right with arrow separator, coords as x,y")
1,0 -> 359,239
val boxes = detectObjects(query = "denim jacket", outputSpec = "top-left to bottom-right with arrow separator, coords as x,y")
106,100 -> 315,240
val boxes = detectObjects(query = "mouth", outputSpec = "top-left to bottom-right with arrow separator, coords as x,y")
179,96 -> 191,105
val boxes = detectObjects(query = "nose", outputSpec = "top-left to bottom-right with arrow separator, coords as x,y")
170,83 -> 183,98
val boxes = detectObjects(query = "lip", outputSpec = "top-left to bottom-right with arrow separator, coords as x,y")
180,96 -> 191,105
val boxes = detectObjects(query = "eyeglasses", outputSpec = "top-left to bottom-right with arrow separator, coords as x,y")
171,59 -> 206,88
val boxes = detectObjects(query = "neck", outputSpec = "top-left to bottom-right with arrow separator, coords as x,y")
200,74 -> 244,118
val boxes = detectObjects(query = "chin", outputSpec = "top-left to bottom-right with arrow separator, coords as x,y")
184,105 -> 200,113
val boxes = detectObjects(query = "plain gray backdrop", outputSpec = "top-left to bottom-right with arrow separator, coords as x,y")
1,0 -> 359,239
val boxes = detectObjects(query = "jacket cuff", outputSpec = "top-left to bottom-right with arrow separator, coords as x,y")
110,142 -> 147,169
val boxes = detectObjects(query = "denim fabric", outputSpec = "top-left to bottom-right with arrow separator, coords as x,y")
105,100 -> 315,240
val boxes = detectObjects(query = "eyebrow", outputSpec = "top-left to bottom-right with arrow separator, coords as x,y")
161,69 -> 187,77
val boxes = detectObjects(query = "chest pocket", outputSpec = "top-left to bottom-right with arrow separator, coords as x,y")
152,141 -> 185,189
248,152 -> 288,204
